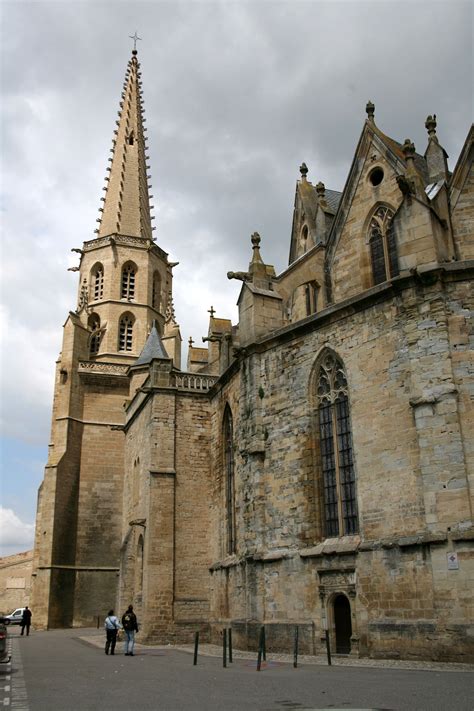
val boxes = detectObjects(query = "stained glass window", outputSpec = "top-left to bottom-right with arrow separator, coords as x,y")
369,206 -> 398,285
317,352 -> 358,536
224,407 -> 236,554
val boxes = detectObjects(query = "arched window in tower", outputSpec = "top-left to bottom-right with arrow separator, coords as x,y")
152,271 -> 161,311
368,206 -> 399,285
88,314 -> 101,357
315,351 -> 358,537
305,281 -> 319,316
223,406 -> 236,554
91,263 -> 104,302
121,263 -> 136,300
118,313 -> 134,352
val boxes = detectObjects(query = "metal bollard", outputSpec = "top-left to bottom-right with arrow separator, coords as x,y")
293,625 -> 299,668
325,629 -> 332,666
256,625 -> 265,671
97,615 -> 100,629
193,631 -> 199,665
262,625 -> 266,661
223,628 -> 227,668
228,628 -> 233,663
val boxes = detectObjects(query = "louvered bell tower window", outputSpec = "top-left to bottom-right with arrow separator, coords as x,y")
89,315 -> 101,356
317,352 -> 358,537
118,315 -> 134,352
369,206 -> 399,285
121,264 -> 136,300
92,266 -> 104,301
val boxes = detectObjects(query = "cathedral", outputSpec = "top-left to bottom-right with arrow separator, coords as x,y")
31,48 -> 474,661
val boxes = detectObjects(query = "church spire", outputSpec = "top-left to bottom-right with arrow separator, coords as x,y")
96,49 -> 154,241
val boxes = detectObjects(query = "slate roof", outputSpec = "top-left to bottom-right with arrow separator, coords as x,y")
324,188 -> 343,214
134,322 -> 169,365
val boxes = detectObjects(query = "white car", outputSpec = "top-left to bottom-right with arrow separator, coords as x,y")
3,608 -> 25,626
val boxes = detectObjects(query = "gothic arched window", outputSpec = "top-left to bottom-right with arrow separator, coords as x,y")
316,351 -> 358,537
223,406 -> 236,554
91,263 -> 104,301
118,313 -> 134,352
88,314 -> 101,357
121,262 -> 136,300
152,271 -> 161,311
369,206 -> 399,285
305,281 -> 319,316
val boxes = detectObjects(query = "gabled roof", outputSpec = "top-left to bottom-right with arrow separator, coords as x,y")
449,124 -> 474,209
134,322 -> 169,365
96,50 -> 153,241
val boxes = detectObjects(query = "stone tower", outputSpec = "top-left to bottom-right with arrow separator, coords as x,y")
31,49 -> 180,628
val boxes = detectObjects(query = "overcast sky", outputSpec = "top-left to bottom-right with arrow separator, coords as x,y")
0,0 -> 472,556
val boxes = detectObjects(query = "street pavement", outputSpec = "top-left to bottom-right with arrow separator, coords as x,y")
1,627 -> 474,710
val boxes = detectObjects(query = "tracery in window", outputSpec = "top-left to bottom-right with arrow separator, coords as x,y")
91,263 -> 104,301
369,206 -> 399,285
316,351 -> 358,537
121,263 -> 136,300
152,271 -> 161,311
223,406 -> 236,555
88,314 -> 101,357
118,313 -> 134,351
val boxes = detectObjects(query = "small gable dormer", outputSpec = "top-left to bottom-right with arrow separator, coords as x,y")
288,163 -> 341,265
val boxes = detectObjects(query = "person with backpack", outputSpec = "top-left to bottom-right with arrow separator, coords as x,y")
104,609 -> 121,655
121,605 -> 139,656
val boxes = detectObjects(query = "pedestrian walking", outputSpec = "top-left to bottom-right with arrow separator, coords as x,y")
121,605 -> 139,656
20,607 -> 32,636
104,609 -> 121,655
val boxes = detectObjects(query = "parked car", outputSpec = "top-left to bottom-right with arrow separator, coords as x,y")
0,621 -> 9,663
3,608 -> 25,626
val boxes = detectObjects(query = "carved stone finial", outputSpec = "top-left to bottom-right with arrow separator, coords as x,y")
402,138 -> 416,160
165,291 -> 177,324
299,162 -> 308,179
425,114 -> 437,138
316,181 -> 326,197
366,100 -> 375,121
251,232 -> 261,249
188,336 -> 194,347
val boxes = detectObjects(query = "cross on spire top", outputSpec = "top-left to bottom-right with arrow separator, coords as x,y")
129,31 -> 142,52
208,306 -> 216,318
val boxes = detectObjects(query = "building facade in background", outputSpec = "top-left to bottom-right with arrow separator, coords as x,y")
0,551 -> 33,614
31,50 -> 474,661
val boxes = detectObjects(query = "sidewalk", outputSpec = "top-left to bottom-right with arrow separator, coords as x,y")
79,631 -> 474,673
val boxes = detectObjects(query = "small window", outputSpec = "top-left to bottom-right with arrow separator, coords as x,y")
369,167 -> 384,186
118,314 -> 134,351
121,263 -> 136,300
127,131 -> 134,146
299,225 -> 309,255
305,282 -> 319,316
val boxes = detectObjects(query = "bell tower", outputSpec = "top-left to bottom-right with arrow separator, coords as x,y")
31,48 -> 180,628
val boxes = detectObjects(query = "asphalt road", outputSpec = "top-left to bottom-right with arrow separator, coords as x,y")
3,627 -> 474,711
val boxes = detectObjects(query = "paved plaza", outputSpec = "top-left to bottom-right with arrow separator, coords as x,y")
1,627 -> 473,710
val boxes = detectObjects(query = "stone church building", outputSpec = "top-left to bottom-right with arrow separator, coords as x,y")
31,49 -> 474,661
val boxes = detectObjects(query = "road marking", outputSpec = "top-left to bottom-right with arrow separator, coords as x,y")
10,638 -> 29,711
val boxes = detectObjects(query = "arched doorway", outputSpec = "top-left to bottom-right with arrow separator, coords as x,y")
333,594 -> 352,654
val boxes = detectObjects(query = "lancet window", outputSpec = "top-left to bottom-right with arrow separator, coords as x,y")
316,351 -> 358,537
89,314 -> 101,357
152,271 -> 161,311
223,407 -> 236,555
91,264 -> 104,301
369,206 -> 399,285
305,281 -> 319,316
121,263 -> 136,300
118,314 -> 134,352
